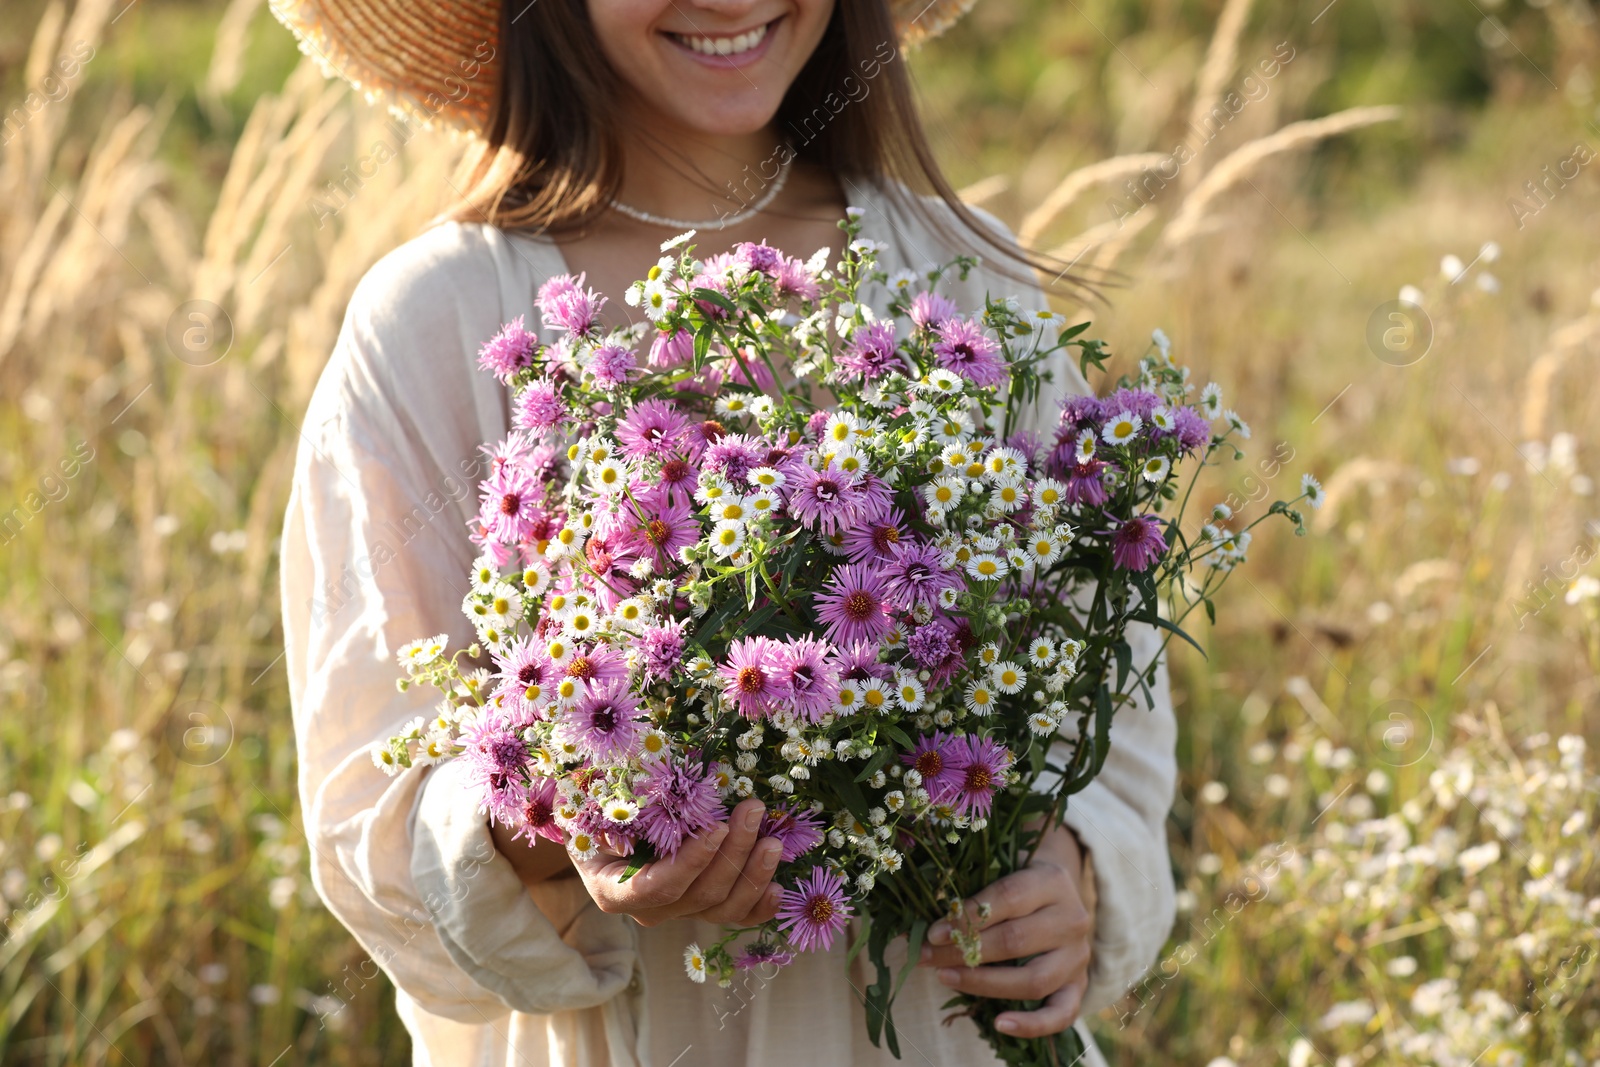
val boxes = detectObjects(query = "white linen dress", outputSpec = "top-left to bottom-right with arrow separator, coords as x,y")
279,174 -> 1179,1067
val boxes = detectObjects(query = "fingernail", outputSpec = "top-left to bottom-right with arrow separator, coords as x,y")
996,1018 -> 1018,1034
928,922 -> 949,944
746,805 -> 765,831
919,945 -> 932,964
760,843 -> 780,869
708,823 -> 729,847
937,968 -> 960,986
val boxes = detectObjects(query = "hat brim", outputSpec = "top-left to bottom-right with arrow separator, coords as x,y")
268,0 -> 980,135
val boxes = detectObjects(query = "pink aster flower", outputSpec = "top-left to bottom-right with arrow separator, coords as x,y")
837,320 -> 905,381
649,328 -> 694,368
558,678 -> 645,762
1111,514 -> 1168,572
788,464 -> 861,536
478,464 -> 543,544
636,454 -> 698,510
775,636 -> 839,723
491,636 -> 556,720
588,343 -> 636,389
634,497 -> 699,566
758,804 -> 825,862
832,639 -> 892,682
774,256 -> 820,303
777,867 -> 852,953
813,563 -> 892,647
720,637 -> 790,718
514,777 -> 565,846
736,241 -> 784,276
932,317 -> 1009,389
617,398 -> 692,460
904,731 -> 959,801
635,756 -> 728,857
537,272 -> 605,337
909,290 -> 958,332
460,718 -> 532,827
639,619 -> 688,682
942,734 -> 1011,817
563,643 -> 629,689
477,316 -> 539,382
513,379 -> 565,434
1172,406 -> 1211,453
702,434 -> 766,484
1061,458 -> 1110,507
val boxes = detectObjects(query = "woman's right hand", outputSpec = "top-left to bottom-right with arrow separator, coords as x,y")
572,797 -> 785,927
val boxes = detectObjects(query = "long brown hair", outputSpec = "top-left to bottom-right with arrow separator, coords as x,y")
443,0 -> 1090,298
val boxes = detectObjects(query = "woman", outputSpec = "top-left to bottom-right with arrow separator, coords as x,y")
274,1 -> 1179,1064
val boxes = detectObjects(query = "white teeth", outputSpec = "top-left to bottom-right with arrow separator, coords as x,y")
676,23 -> 768,57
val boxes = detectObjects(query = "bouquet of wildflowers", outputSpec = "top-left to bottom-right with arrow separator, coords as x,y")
375,211 -> 1313,1065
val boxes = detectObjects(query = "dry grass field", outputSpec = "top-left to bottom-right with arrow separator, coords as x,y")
2,0 -> 1598,1063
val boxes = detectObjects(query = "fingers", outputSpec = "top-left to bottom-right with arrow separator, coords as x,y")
926,866 -> 1061,950
993,981 -> 1087,1039
578,821 -> 728,917
922,903 -> 1089,968
693,836 -> 782,924
680,799 -> 768,911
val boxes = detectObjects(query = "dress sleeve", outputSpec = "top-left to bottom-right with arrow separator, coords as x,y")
279,225 -> 642,1024
966,210 -> 1181,1018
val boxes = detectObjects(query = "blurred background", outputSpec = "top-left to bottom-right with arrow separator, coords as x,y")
1,0 -> 1598,1063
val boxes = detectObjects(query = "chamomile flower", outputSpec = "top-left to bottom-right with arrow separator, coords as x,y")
1222,409 -> 1251,439
695,474 -> 731,505
966,553 -> 1007,581
858,677 -> 892,712
568,830 -> 600,860
612,597 -> 649,629
749,395 -> 775,419
562,606 -> 599,639
589,458 -> 628,492
1199,383 -> 1223,420
989,480 -> 1026,511
684,943 -> 708,983
1025,531 -> 1063,569
1034,478 -> 1067,509
709,497 -> 748,524
985,448 -> 1025,479
929,411 -> 973,445
991,661 -> 1027,694
1027,638 -> 1056,667
1075,428 -> 1098,463
1141,455 -> 1171,482
469,557 -> 500,593
545,636 -> 574,666
1029,710 -> 1062,735
1102,411 -> 1143,445
371,742 -> 403,775
520,563 -> 552,596
1149,405 -> 1175,432
894,674 -> 926,711
604,797 -> 640,825
834,679 -> 863,716
823,412 -> 863,447
975,642 -> 1001,668
641,278 -> 674,322
398,634 -> 449,669
925,475 -> 966,510
1301,473 -> 1324,508
923,368 -> 963,396
964,680 -> 998,716
708,520 -> 746,558
748,466 -> 787,490
715,393 -> 752,418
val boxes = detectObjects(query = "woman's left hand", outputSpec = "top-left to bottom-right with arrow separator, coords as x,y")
917,824 -> 1094,1038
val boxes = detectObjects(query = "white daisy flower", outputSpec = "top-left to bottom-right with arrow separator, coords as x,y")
1029,711 -> 1062,735
520,564 -> 552,596
1199,383 -> 1223,420
1149,405 -> 1175,432
469,557 -> 500,594
1027,638 -> 1056,667
641,278 -> 674,321
661,230 -> 696,252
398,634 -> 449,670
991,661 -> 1026,693
1033,478 -> 1067,509
1301,473 -> 1324,508
964,680 -> 997,717
709,497 -> 748,525
833,680 -> 863,716
612,597 -> 650,629
894,675 -> 926,711
589,458 -> 628,492
684,943 -> 708,983
1141,455 -> 1171,482
604,798 -> 640,825
858,677 -> 892,712
708,520 -> 746,558
1223,409 -> 1251,439
989,480 -> 1026,512
545,637 -> 573,665
715,394 -> 751,418
824,412 -> 863,447
1101,411 -> 1143,445
1075,428 -> 1098,463
568,831 -> 600,861
966,553 -> 1007,581
923,368 -> 964,396
371,743 -> 403,776
748,466 -> 786,490
925,475 -> 966,510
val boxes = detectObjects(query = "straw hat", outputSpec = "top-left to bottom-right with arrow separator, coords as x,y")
268,0 -> 980,136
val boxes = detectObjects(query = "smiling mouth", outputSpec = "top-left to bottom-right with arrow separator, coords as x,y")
665,18 -> 778,58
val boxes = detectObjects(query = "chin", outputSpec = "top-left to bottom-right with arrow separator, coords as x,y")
666,102 -> 786,140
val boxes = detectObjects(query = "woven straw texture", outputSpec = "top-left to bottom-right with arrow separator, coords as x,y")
268,0 -> 980,134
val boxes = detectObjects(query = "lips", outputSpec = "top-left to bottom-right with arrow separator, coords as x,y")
662,16 -> 781,68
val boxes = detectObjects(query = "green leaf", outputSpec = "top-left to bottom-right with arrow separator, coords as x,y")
1147,613 -> 1207,657
891,919 -> 929,1003
690,287 -> 738,314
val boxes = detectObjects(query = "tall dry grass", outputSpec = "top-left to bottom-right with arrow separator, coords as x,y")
0,0 -> 1597,1064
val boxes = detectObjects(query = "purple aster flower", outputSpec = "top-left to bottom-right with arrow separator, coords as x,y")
478,464 -> 543,544
878,541 -> 962,614
649,328 -> 694,368
636,757 -> 728,857
477,316 -> 539,382
837,320 -> 905,381
776,636 -> 839,723
736,240 -> 784,276
513,379 -> 565,434
702,434 -> 766,484
909,290 -> 958,332
537,273 -> 605,337
720,636 -> 790,718
1172,406 -> 1212,453
904,731 -> 958,801
805,410 -> 831,442
461,718 -> 532,827
563,643 -> 629,689
788,464 -> 862,536
942,734 -> 1011,817
482,431 -> 536,476
636,454 -> 699,510
639,620 -> 688,682
468,520 -> 518,568
1106,387 -> 1162,421
840,507 -> 907,564
558,678 -> 645,761
588,343 -> 636,389
1112,514 -> 1169,572
734,942 -> 795,972
932,317 -> 1009,389
832,640 -> 891,682
777,867 -> 852,953
813,563 -> 892,647
514,777 -> 565,846
633,497 -> 698,566
1062,458 -> 1110,507
617,398 -> 692,460
758,804 -> 825,862
906,621 -> 958,671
